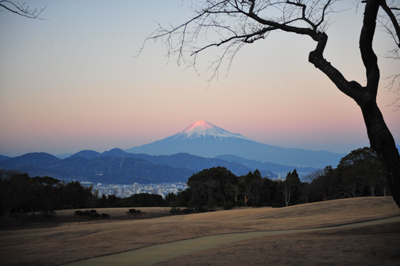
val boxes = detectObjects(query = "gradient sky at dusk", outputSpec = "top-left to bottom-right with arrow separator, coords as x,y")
0,0 -> 399,157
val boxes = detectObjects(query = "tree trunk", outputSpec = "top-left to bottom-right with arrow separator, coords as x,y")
361,102 -> 400,206
308,0 -> 400,208
370,184 -> 375,197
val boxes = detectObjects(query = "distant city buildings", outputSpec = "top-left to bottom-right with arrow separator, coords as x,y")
133,182 -> 140,194
89,182 -> 187,199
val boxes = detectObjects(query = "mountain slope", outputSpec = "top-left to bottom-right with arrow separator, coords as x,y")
215,154 -> 318,177
101,148 -> 276,177
125,120 -> 345,168
0,152 -> 61,169
70,150 -> 101,160
0,155 -> 11,162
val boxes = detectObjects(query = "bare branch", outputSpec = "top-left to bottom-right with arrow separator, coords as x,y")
384,74 -> 400,110
141,0 -> 338,82
0,0 -> 46,19
379,0 -> 400,47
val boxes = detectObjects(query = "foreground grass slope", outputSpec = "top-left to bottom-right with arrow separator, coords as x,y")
1,197 -> 399,266
156,221 -> 400,266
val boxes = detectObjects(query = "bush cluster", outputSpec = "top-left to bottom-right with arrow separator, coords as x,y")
74,209 -> 109,218
182,208 -> 192,214
129,209 -> 141,214
223,202 -> 233,210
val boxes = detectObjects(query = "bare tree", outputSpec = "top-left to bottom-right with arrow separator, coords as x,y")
239,175 -> 252,207
203,179 -> 217,207
281,170 -> 301,206
281,180 -> 293,207
0,0 -> 46,19
226,183 -> 240,205
146,0 -> 400,208
305,166 -> 340,201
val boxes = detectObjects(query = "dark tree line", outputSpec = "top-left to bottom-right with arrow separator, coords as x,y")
98,193 -> 164,208
0,170 -> 96,217
0,170 -> 165,217
304,147 -> 388,202
166,167 -> 303,209
168,147 -> 389,210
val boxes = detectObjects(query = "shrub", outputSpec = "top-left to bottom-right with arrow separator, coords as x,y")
88,212 -> 100,218
197,206 -> 208,213
224,202 -> 233,210
182,208 -> 192,214
170,207 -> 181,214
187,201 -> 197,209
135,210 -> 141,214
89,210 -> 97,214
129,209 -> 136,214
75,210 -> 86,216
100,213 -> 110,218
272,202 -> 283,208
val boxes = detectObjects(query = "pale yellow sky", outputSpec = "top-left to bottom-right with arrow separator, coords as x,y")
0,0 -> 399,156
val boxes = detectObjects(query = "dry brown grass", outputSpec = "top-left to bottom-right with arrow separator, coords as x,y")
1,197 -> 399,266
156,222 -> 400,266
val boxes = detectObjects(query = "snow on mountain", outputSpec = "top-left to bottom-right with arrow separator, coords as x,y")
175,120 -> 249,141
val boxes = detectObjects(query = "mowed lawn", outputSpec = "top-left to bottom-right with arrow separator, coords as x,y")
1,197 -> 399,266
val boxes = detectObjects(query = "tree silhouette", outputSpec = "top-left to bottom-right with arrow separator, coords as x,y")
305,166 -> 340,201
146,0 -> 400,208
281,170 -> 301,207
337,147 -> 385,197
0,170 -> 33,217
0,1 -> 46,19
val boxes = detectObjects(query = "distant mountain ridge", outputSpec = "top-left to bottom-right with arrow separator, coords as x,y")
126,120 -> 345,168
0,152 -> 192,184
2,125 -> 398,182
71,148 -> 276,178
215,154 -> 318,177
0,154 -> 11,162
71,150 -> 102,159
0,150 -> 280,184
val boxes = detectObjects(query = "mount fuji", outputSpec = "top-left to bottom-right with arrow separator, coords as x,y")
125,120 -> 345,168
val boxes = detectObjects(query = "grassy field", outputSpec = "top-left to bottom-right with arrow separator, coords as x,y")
1,197 -> 399,266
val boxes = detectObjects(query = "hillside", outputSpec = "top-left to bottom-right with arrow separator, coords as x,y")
1,197 -> 398,266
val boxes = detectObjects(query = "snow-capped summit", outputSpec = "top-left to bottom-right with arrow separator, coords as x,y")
178,120 -> 249,141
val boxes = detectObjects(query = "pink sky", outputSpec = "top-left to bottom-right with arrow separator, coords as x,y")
0,1 -> 399,157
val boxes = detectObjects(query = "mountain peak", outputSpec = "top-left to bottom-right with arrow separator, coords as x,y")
185,120 -> 213,132
178,120 -> 249,141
